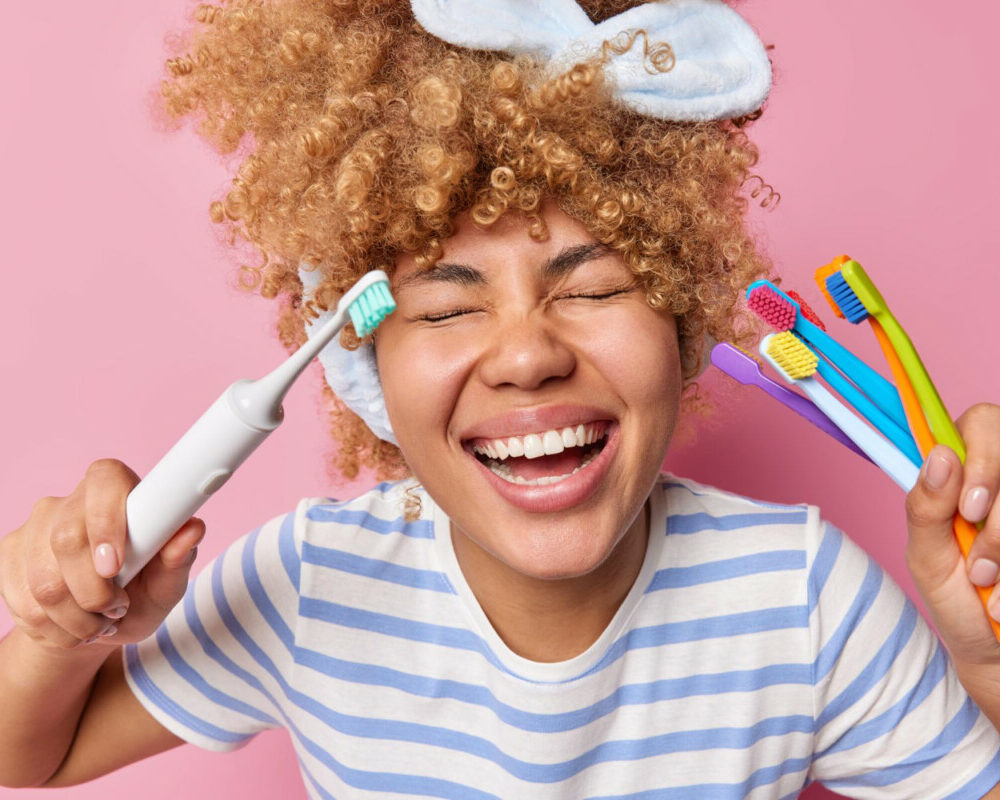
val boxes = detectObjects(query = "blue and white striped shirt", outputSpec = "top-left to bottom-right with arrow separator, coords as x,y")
124,477 -> 1000,798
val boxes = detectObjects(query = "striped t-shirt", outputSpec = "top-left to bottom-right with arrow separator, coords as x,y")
124,477 -> 1000,798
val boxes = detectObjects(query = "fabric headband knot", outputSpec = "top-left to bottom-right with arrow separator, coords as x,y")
304,0 -> 771,443
412,0 -> 771,122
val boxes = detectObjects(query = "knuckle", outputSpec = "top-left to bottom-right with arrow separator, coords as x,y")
29,495 -> 61,520
86,507 -> 124,540
30,573 -> 70,607
49,521 -> 87,557
18,603 -> 51,631
905,492 -> 940,527
85,458 -> 136,488
76,586 -> 116,614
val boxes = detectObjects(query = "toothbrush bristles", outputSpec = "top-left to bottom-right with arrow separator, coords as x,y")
747,285 -> 796,331
766,332 -> 818,380
824,273 -> 869,324
348,281 -> 396,337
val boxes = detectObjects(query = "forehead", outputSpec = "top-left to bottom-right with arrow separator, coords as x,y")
392,205 -> 603,283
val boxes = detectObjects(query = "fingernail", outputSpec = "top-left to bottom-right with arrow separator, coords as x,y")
104,606 -> 128,620
100,624 -> 118,638
93,543 -> 119,578
969,558 -> 999,587
962,486 -> 991,523
81,635 -> 100,646
924,453 -> 953,490
991,594 -> 1000,623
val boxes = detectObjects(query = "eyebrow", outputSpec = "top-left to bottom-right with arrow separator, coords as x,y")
395,242 -> 613,289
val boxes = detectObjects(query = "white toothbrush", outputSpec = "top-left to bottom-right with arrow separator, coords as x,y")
760,332 -> 919,494
115,270 -> 395,586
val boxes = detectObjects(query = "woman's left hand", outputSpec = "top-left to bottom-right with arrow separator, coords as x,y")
905,403 -> 1000,724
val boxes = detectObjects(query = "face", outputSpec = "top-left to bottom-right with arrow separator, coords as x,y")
375,204 -> 682,582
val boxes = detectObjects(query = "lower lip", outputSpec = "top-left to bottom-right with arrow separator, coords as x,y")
469,424 -> 619,513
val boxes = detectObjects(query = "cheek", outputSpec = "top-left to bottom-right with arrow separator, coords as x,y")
375,329 -> 475,442
585,313 -> 681,408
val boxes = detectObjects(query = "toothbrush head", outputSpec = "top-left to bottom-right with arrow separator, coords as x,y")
813,255 -> 852,318
761,331 -> 818,381
340,270 -> 397,337
785,290 -> 827,331
710,342 -> 765,384
746,280 -> 797,331
824,270 -> 869,324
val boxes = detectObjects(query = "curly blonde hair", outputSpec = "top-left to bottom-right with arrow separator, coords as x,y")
161,0 -> 772,481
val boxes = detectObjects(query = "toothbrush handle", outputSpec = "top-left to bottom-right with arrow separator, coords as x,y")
753,376 -> 873,463
795,316 -> 910,431
116,381 -> 280,587
800,378 -> 919,493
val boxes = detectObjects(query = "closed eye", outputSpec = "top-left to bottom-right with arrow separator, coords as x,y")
413,307 -> 481,323
554,285 -> 638,302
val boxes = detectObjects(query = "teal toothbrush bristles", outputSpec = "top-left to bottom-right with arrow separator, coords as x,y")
825,273 -> 869,324
349,280 -> 396,337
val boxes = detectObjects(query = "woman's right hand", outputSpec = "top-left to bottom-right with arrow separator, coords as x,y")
0,458 -> 204,651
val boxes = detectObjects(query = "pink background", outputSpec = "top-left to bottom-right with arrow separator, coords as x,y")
1,1 -> 998,798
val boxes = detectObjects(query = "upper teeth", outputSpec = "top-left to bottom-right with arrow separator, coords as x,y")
472,423 -> 606,461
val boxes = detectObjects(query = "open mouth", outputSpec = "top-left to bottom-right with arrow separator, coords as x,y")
468,422 -> 610,486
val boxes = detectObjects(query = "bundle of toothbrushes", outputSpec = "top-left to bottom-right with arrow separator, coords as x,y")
712,255 -> 998,635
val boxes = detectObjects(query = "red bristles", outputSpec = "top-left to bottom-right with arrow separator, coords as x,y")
787,290 -> 827,331
747,285 -> 796,331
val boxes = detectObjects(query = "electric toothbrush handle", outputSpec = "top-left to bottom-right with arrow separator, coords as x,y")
115,381 -> 281,587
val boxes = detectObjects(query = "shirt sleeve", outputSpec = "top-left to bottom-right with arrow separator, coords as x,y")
122,499 -> 308,752
807,519 -> 1000,798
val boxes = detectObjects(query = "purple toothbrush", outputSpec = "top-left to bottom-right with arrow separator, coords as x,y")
711,342 -> 873,463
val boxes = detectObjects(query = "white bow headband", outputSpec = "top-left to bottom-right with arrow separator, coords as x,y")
305,0 -> 771,442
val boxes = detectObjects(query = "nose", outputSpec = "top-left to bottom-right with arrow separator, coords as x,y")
476,312 -> 576,391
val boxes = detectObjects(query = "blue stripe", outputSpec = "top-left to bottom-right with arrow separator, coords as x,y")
582,605 -> 808,678
813,557 -> 883,682
303,541 -> 454,593
300,595 -> 809,683
807,524 -> 842,613
304,506 -> 434,538
231,548 -> 818,784
588,755 -> 811,799
816,641 -> 947,758
667,510 -> 809,535
153,624 -> 278,727
824,697 -> 986,790
278,510 -> 301,591
815,599 -> 917,731
124,644 -> 251,745
942,746 -> 1000,800
244,527 -> 296,650
295,648 -> 814,733
646,550 -> 806,591
660,480 -> 806,511
211,550 -> 497,798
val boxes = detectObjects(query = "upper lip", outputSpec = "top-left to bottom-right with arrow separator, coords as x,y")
457,405 -> 616,444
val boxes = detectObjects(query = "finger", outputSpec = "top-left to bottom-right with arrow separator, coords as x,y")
957,405 -> 1000,584
905,446 -> 965,587
908,445 -> 1000,655
49,496 -> 130,620
131,517 -> 205,613
82,459 -> 139,580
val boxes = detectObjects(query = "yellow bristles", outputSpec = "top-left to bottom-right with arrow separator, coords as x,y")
765,332 -> 819,380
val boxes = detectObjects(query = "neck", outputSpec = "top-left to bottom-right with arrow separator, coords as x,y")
450,505 -> 650,663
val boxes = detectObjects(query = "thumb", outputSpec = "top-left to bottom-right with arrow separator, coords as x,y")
906,446 -> 1000,655
134,517 -> 205,610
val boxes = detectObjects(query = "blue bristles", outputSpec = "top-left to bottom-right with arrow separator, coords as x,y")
825,272 -> 869,323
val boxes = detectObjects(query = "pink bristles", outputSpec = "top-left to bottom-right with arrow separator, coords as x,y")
747,285 -> 796,330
